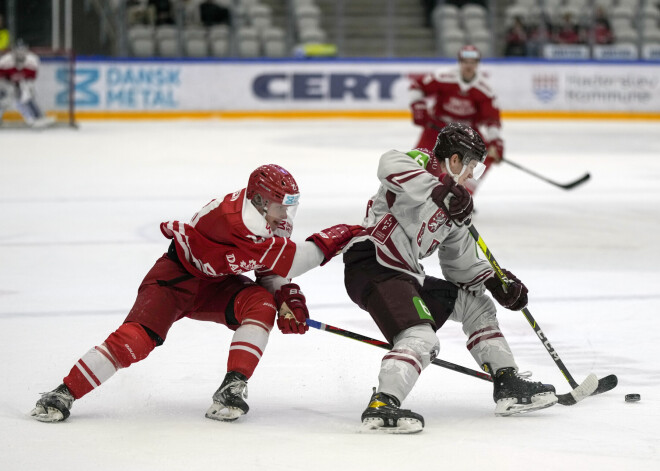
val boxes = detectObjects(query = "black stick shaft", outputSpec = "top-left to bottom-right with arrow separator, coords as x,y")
501,157 -> 590,190
428,121 -> 589,190
307,319 -> 492,382
467,224 -> 580,388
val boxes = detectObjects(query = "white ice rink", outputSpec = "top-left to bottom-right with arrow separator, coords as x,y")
1,118 -> 659,470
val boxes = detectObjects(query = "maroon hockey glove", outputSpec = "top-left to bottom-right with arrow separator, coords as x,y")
307,224 -> 364,266
430,174 -> 474,225
274,283 -> 309,334
411,100 -> 431,127
484,270 -> 528,311
487,138 -> 504,163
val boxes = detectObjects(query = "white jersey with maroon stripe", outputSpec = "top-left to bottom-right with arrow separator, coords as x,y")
352,148 -> 519,378
350,149 -> 493,293
0,51 -> 39,84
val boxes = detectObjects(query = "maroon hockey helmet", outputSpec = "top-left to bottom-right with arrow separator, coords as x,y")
458,44 -> 481,61
246,164 -> 300,208
433,123 -> 487,180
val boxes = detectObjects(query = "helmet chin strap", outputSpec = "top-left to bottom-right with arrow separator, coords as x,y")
445,158 -> 468,183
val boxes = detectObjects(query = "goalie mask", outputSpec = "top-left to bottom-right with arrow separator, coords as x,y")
13,40 -> 28,65
433,123 -> 487,182
247,164 -> 300,224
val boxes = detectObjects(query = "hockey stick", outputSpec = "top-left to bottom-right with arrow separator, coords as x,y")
426,122 -> 590,190
466,223 -> 618,405
308,319 -> 588,406
501,157 -> 590,190
307,319 -> 492,382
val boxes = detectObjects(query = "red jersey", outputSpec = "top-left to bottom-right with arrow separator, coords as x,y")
160,189 -> 297,281
0,51 -> 39,84
409,68 -> 501,130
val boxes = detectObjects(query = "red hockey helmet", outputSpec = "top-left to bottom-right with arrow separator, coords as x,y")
458,44 -> 481,61
246,164 -> 300,208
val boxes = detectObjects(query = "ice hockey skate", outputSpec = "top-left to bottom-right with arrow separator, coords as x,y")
31,116 -> 56,129
30,383 -> 74,423
491,366 -> 557,416
360,389 -> 424,434
205,371 -> 249,422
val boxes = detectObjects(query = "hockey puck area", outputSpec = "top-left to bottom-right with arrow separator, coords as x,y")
625,393 -> 641,402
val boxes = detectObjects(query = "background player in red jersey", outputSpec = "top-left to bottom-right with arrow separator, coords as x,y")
30,164 -> 363,423
0,40 -> 55,128
409,45 -> 503,194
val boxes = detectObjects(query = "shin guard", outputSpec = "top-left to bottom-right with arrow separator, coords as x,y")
227,287 -> 275,379
63,322 -> 156,399
378,324 -> 439,403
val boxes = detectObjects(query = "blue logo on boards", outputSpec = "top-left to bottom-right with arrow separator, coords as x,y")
56,68 -> 100,106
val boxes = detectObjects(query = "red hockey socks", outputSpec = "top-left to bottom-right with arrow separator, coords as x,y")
227,286 -> 275,379
63,322 -> 156,399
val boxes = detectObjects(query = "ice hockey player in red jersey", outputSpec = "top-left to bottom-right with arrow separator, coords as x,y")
30,164 -> 363,423
0,40 -> 55,128
409,44 -> 502,194
343,124 -> 556,434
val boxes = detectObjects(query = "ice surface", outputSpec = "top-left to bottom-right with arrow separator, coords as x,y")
1,119 -> 659,470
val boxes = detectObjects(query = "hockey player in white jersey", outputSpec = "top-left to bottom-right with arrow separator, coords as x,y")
0,41 -> 55,128
343,123 -> 557,434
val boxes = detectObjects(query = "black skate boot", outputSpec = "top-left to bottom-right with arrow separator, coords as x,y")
205,371 -> 249,422
360,388 -> 424,434
30,383 -> 75,423
490,365 -> 557,416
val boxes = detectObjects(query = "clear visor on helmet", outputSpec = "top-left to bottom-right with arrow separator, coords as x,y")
465,159 -> 486,180
446,157 -> 487,181
264,193 -> 300,227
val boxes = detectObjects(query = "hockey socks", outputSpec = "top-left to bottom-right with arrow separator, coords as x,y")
63,322 -> 156,399
227,321 -> 270,379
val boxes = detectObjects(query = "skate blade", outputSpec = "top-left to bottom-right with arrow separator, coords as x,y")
495,392 -> 558,417
359,417 -> 423,434
205,404 -> 245,422
30,406 -> 65,423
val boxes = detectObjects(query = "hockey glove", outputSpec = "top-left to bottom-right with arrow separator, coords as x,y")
430,174 -> 474,225
411,100 -> 431,127
274,283 -> 309,334
484,270 -> 528,311
487,138 -> 504,163
307,224 -> 364,266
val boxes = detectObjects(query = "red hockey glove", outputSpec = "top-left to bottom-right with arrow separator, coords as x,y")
484,270 -> 528,311
487,138 -> 504,163
307,224 -> 364,266
430,174 -> 474,225
411,100 -> 431,127
274,283 -> 309,334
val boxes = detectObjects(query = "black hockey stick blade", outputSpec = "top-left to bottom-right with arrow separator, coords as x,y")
556,374 -> 618,406
558,172 -> 591,190
501,157 -> 591,190
593,374 -> 618,395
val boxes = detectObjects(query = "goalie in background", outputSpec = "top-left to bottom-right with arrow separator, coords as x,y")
29,164 -> 363,424
0,40 -> 55,128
